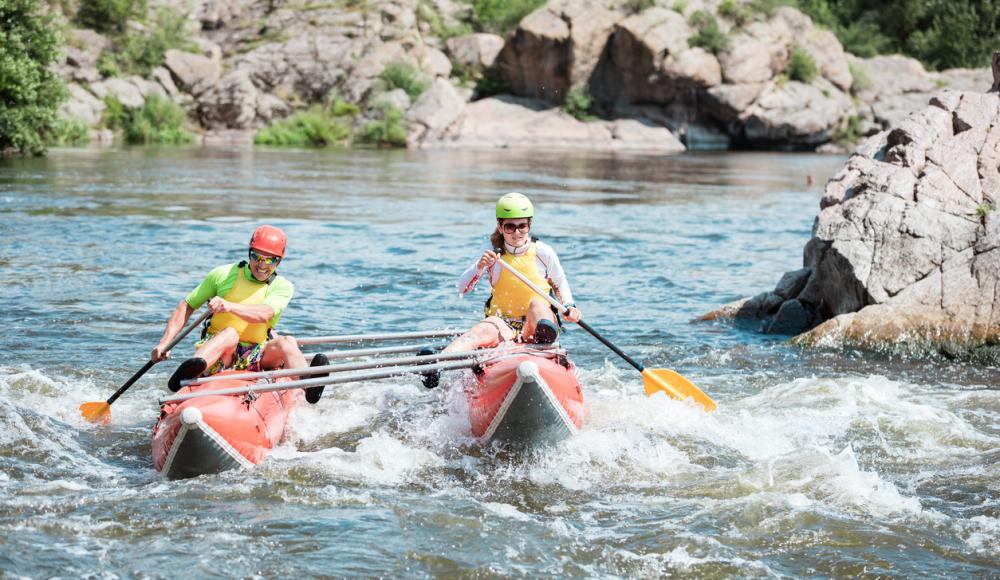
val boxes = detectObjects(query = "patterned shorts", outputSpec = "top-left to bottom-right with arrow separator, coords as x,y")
196,336 -> 265,375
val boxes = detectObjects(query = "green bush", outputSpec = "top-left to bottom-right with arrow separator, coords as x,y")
471,0 -> 546,34
474,70 -> 509,99
375,62 -> 430,100
357,104 -> 408,148
97,52 -> 121,78
622,0 -> 655,15
117,7 -> 196,76
786,44 -> 818,83
76,0 -> 147,34
790,0 -> 999,70
0,0 -> 66,156
417,0 -> 473,40
561,87 -> 597,121
255,107 -> 353,148
102,95 -> 195,144
833,114 -> 861,147
44,118 -> 91,147
688,11 -> 730,55
978,204 -> 995,219
848,61 -> 872,92
672,0 -> 688,13
719,0 -> 753,26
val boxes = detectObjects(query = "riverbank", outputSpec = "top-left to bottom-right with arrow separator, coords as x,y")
50,0 -> 992,153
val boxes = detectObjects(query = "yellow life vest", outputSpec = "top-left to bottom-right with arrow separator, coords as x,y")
485,243 -> 551,321
206,267 -> 271,344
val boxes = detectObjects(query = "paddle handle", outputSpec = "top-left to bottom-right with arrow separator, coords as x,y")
493,258 -> 645,373
106,309 -> 211,405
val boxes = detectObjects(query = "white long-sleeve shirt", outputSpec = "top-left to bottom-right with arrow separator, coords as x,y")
456,239 -> 575,306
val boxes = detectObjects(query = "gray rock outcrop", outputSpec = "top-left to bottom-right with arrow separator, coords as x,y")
701,54 -> 1000,360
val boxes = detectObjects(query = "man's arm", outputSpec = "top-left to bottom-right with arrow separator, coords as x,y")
206,297 -> 275,324
151,300 -> 195,361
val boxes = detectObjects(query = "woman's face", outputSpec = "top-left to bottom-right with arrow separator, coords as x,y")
498,218 -> 531,246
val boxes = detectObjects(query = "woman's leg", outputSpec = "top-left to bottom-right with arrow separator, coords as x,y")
522,298 -> 557,343
443,316 -> 515,352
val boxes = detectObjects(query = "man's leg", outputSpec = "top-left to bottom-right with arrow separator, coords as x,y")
193,327 -> 240,371
259,335 -> 307,371
168,328 -> 239,392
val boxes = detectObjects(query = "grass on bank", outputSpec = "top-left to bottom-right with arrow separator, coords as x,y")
44,118 -> 91,147
561,87 -> 598,121
254,96 -> 360,148
375,62 -> 430,100
357,104 -> 408,148
103,95 -> 195,144
688,11 -> 730,55
787,44 -> 818,84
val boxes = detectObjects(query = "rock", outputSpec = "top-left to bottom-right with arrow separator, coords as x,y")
447,33 -> 505,71
152,66 -> 180,98
590,8 -> 692,104
766,299 -> 812,334
498,0 -> 618,103
703,82 -> 1000,358
719,35 -> 777,84
89,78 -> 145,109
63,28 -> 108,70
743,79 -> 853,148
422,95 -> 685,152
255,93 -> 290,123
198,69 -> 259,129
774,268 -> 811,299
164,49 -> 220,96
406,78 -> 466,145
374,88 -> 412,112
703,83 -> 765,122
413,45 -> 452,78
59,84 -> 106,127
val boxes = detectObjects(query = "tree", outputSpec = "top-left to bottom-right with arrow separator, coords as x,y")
0,0 -> 66,156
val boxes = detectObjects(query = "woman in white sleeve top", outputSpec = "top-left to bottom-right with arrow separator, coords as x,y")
444,192 -> 582,353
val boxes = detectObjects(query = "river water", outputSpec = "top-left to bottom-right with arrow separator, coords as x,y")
0,147 -> 997,577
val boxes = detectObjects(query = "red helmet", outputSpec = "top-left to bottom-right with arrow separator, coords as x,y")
249,225 -> 287,258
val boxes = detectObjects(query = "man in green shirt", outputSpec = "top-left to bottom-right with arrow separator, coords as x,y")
152,225 -> 329,403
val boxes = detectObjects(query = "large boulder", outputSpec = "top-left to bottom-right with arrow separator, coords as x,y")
743,78 -> 853,148
498,0 -> 619,102
701,62 -> 1000,360
164,49 -> 220,96
590,7 -> 697,104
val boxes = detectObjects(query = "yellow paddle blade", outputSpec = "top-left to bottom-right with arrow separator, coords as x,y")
80,402 -> 112,425
642,368 -> 717,411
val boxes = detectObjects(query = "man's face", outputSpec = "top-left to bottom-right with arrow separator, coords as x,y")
249,249 -> 280,281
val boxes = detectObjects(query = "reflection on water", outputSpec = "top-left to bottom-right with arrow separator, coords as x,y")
0,147 -> 997,576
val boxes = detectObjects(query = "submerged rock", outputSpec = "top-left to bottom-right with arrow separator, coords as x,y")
700,53 -> 1000,361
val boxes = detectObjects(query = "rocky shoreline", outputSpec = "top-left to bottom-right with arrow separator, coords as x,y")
700,53 -> 1000,362
55,0 -> 992,152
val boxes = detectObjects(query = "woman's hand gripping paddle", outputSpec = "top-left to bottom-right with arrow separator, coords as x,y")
80,310 -> 212,424
493,258 -> 716,411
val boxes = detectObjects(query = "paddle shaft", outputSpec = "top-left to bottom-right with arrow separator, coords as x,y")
305,343 -> 442,363
183,345 -> 515,385
160,359 -> 479,404
493,259 -> 645,372
106,310 -> 211,405
297,329 -> 458,345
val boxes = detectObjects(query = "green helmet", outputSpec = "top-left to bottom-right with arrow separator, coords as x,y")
495,192 -> 534,219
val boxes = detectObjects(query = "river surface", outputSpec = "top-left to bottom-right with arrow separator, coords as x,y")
1,147 -> 997,577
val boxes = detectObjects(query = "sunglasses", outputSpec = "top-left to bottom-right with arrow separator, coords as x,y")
249,250 -> 280,266
501,222 -> 531,234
